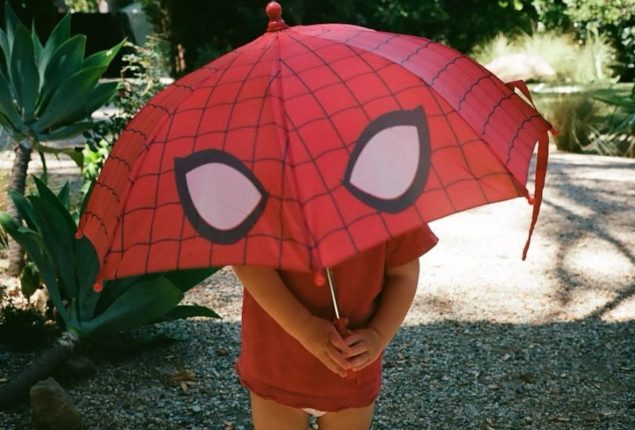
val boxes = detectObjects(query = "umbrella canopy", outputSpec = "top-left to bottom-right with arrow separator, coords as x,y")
78,2 -> 553,290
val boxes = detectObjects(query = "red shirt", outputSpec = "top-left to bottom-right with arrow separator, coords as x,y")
236,225 -> 438,411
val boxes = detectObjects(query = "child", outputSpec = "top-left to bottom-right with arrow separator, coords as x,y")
233,224 -> 438,429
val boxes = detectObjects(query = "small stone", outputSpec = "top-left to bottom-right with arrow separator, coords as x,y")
30,377 -> 82,430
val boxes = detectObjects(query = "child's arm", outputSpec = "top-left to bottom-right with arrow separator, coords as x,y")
343,257 -> 420,371
232,265 -> 353,377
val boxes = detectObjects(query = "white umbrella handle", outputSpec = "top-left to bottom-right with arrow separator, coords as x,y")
326,268 -> 341,319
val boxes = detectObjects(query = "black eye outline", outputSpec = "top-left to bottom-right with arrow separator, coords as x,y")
175,150 -> 268,244
343,106 -> 431,213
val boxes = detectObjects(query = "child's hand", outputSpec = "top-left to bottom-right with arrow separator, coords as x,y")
342,328 -> 388,372
297,316 -> 354,378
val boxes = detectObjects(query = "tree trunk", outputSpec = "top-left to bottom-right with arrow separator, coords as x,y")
6,141 -> 33,276
0,331 -> 79,410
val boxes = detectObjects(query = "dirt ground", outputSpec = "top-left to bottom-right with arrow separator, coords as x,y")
0,145 -> 633,429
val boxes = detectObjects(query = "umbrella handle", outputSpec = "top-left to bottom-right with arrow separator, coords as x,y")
334,316 -> 349,337
332,316 -> 358,380
326,269 -> 357,379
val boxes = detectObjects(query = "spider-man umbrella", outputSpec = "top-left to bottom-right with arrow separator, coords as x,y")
78,2 -> 553,292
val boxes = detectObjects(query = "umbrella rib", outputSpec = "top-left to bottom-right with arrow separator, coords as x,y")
285,31 -> 395,246
342,31 -> 549,177
270,33 -> 320,269
330,37 -> 433,228
168,48 -> 247,267
277,34 -> 363,267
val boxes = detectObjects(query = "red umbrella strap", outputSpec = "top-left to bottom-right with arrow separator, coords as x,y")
506,80 -> 537,110
522,132 -> 549,260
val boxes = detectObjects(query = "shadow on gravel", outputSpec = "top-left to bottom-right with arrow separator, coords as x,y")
380,319 -> 635,430
1,319 -> 633,429
540,157 -> 634,319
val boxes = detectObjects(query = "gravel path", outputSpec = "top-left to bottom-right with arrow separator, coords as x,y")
0,148 -> 634,429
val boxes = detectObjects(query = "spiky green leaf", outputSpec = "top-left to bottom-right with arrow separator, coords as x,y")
161,305 -> 221,321
9,24 -> 39,122
31,21 -> 42,66
28,193 -> 78,300
61,81 -> 118,126
20,261 -> 40,299
74,235 -> 100,322
0,211 -> 68,323
0,28 -> 11,71
82,278 -> 184,335
594,94 -> 635,111
36,143 -> 84,170
94,274 -> 156,316
38,13 -> 71,79
33,176 -> 76,233
38,34 -> 87,113
35,121 -> 93,142
164,267 -> 220,293
82,39 -> 124,69
3,1 -> 20,44
57,182 -> 70,210
0,68 -> 24,132
0,112 -> 17,137
32,65 -> 107,132
8,189 -> 37,230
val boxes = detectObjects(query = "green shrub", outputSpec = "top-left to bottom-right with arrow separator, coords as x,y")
140,0 -> 537,76
0,301 -> 52,347
549,93 -> 603,153
534,84 -> 635,157
63,0 -> 98,13
0,178 -> 221,337
592,84 -> 635,157
82,36 -> 169,193
532,0 -> 635,81
472,31 -> 618,84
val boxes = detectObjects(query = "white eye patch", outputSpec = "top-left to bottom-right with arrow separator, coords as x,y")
344,107 -> 430,213
175,150 -> 267,244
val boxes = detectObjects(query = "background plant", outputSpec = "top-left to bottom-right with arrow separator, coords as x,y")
140,0 -> 538,76
532,0 -> 635,81
591,84 -> 635,157
471,31 -> 617,84
63,0 -> 98,13
533,84 -> 635,157
548,93 -> 603,153
0,178 -> 220,409
0,300 -> 52,347
82,36 -> 170,193
0,2 -> 122,275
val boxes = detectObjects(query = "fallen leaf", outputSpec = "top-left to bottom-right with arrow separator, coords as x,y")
164,369 -> 196,391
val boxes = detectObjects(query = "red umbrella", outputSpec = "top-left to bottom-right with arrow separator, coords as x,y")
77,2 -> 553,292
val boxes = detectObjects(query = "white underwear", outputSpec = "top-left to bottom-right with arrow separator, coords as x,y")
302,408 -> 327,417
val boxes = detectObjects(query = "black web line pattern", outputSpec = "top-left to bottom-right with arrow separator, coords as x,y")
81,25 -> 551,278
279,38 -> 360,266
286,32 -> 396,250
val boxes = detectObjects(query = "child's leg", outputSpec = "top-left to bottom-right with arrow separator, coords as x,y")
317,402 -> 374,430
250,391 -> 309,430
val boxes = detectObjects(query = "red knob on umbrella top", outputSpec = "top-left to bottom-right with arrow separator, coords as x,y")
266,1 -> 288,32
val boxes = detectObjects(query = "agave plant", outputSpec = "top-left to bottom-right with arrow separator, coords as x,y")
592,85 -> 635,157
0,177 -> 221,410
0,2 -> 123,274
